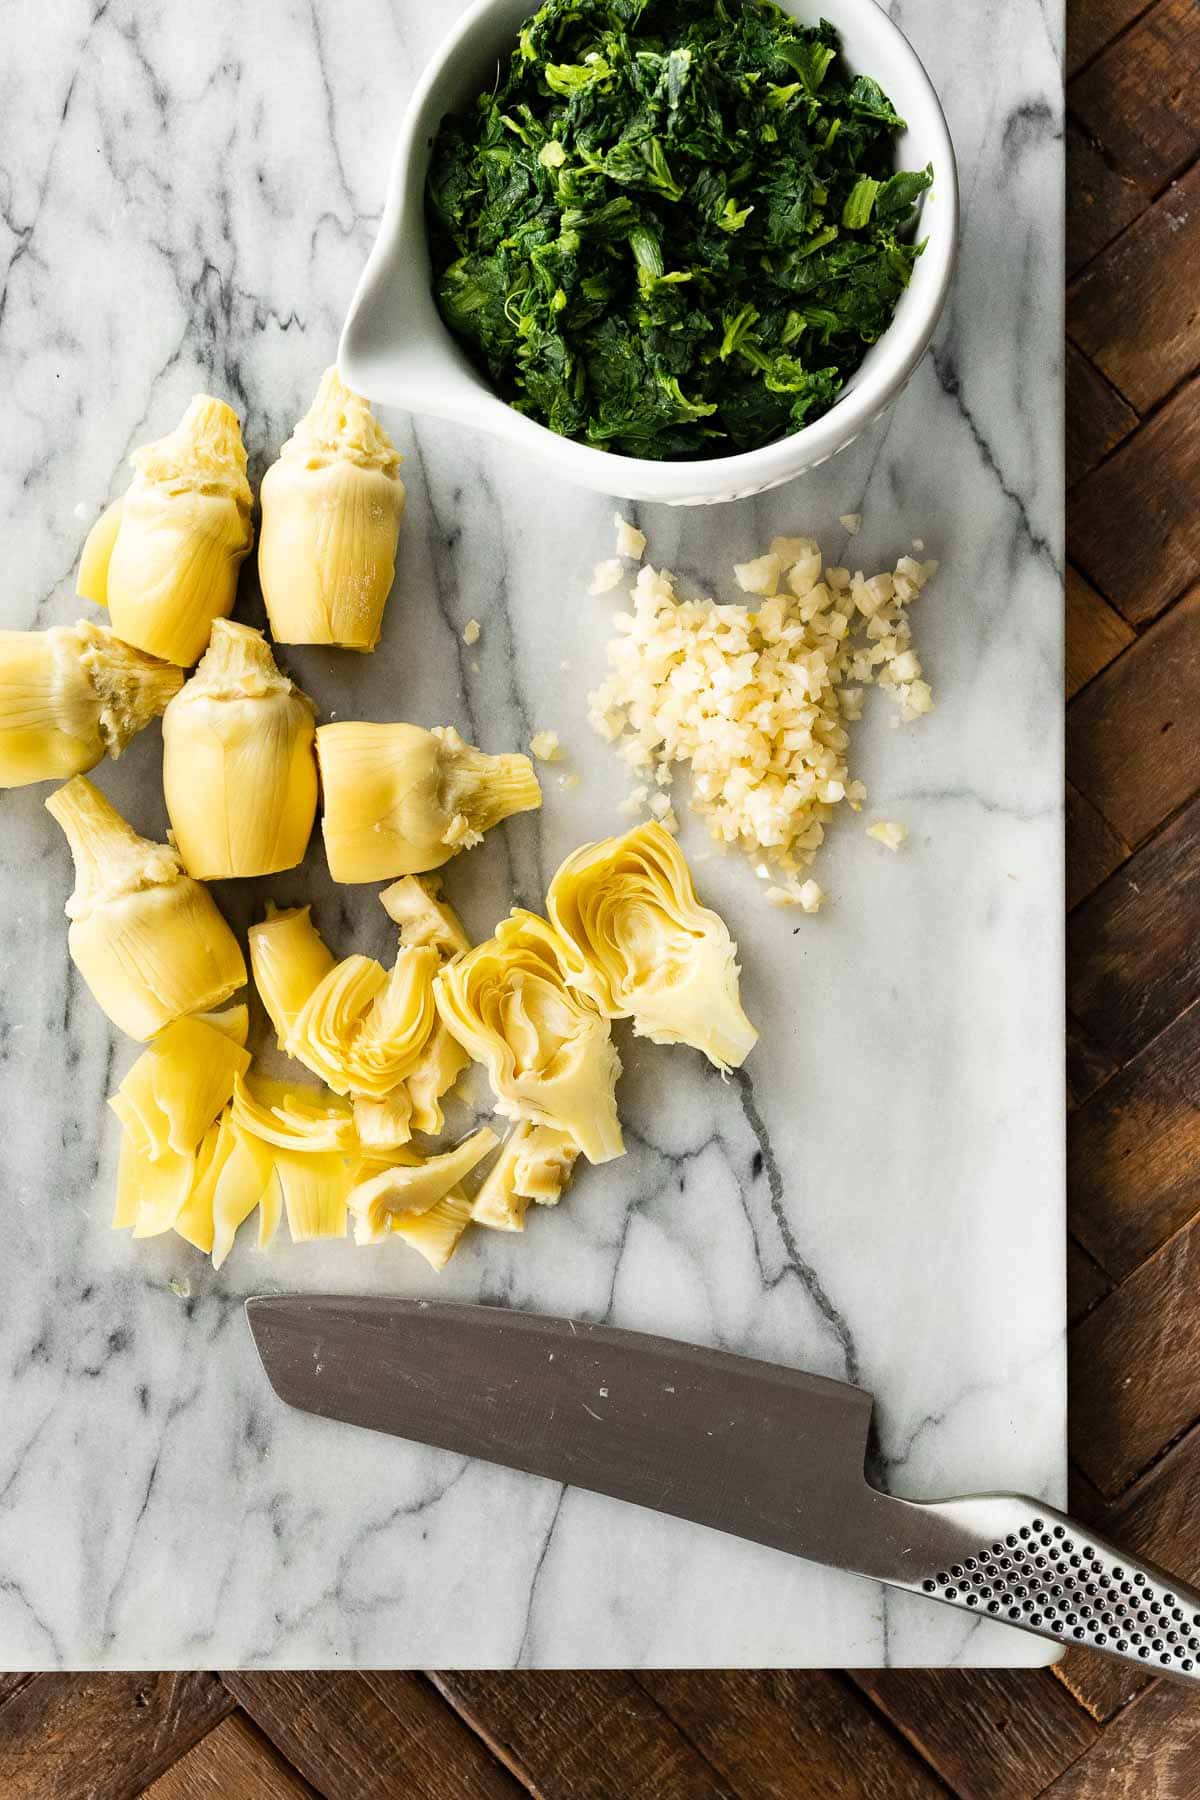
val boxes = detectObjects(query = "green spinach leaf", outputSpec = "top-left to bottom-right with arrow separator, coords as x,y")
426,0 -> 932,459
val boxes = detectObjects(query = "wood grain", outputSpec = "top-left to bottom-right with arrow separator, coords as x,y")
1040,1680 -> 1200,1797
1068,583 -> 1200,845
430,1670 -> 736,1800
1069,161 -> 1200,411
1068,374 -> 1200,624
1065,343 -> 1139,488
223,1672 -> 525,1800
1107,1417 -> 1200,1586
1067,790 -> 1200,1060
639,1670 -> 947,1800
0,1674 -> 31,1709
1052,1641 -> 1152,1724
1066,1015 -> 1120,1111
1064,565 -> 1136,699
1069,998 -> 1200,1277
1065,120 -> 1151,276
848,1668 -> 1098,1800
1066,0 -> 1157,76
0,1674 -> 232,1800
1069,0 -> 1200,189
140,1715 -> 316,1800
1067,1235 -> 1113,1325
1070,1213 -> 1200,1495
1066,781 -> 1129,912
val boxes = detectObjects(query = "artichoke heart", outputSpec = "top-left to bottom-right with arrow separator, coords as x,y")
380,873 -> 471,957
470,1131 -> 530,1233
46,775 -> 246,1040
114,1130 -> 195,1238
471,1120 -> 580,1232
274,1147 -> 352,1243
434,910 -> 624,1164
77,395 -> 254,667
231,1072 -> 357,1155
317,721 -> 542,883
210,1121 -> 277,1264
0,619 -> 182,788
77,497 -> 124,608
171,1108 -> 276,1265
289,945 -> 440,1099
379,873 -> 473,1135
249,899 -> 468,1146
353,1087 -> 415,1155
389,1192 -> 475,1271
402,1017 -> 472,1137
248,904 -> 336,1051
162,619 -> 318,879
172,1117 -> 226,1252
347,1125 -> 497,1246
193,1000 -> 250,1047
547,820 -> 757,1072
227,1078 -> 355,1243
259,367 -> 406,651
109,1014 -> 250,1162
512,1122 -> 579,1202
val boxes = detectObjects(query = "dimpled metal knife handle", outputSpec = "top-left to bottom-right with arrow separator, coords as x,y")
882,1492 -> 1200,1680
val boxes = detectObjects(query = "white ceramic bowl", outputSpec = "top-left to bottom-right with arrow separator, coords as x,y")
340,0 -> 958,506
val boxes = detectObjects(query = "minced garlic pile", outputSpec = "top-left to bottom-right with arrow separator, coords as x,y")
587,533 -> 936,907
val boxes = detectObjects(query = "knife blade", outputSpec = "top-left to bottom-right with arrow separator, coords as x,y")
247,1295 -> 1200,1680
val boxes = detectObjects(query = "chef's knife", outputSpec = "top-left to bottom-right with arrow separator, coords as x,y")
247,1295 -> 1200,1680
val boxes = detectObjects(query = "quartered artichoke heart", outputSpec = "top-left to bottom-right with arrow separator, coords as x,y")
169,1109 -> 278,1266
191,1002 -> 250,1047
380,873 -> 471,957
347,1125 -> 498,1250
247,882 -> 470,1150
248,904 -> 336,1050
350,1013 -> 471,1148
230,1074 -> 357,1243
259,367 -> 407,652
0,619 -> 181,788
316,720 -> 542,883
109,1013 -> 254,1246
230,1073 -> 358,1155
45,774 -> 246,1041
547,820 -> 757,1072
400,1017 -> 472,1139
384,1191 -> 476,1271
470,1119 -> 580,1233
162,619 -> 318,880
110,1013 -> 250,1164
77,395 -> 254,668
289,946 -> 441,1100
434,909 -> 624,1165
107,1004 -> 263,1257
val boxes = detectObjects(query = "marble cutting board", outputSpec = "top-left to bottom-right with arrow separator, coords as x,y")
0,0 -> 1064,1668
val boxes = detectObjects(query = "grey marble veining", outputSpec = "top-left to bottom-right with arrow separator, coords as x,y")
0,0 -> 1064,1666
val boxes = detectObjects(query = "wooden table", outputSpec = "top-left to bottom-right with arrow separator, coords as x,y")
3,0 -> 1199,1790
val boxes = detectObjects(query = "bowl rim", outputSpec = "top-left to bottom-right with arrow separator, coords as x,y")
341,0 -> 959,494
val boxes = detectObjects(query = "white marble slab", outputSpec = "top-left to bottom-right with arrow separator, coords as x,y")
0,0 -> 1064,1667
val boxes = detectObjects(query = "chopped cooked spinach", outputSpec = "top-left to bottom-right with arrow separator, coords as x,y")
426,0 -> 932,459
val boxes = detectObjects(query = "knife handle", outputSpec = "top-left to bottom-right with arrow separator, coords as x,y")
883,1493 -> 1200,1681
